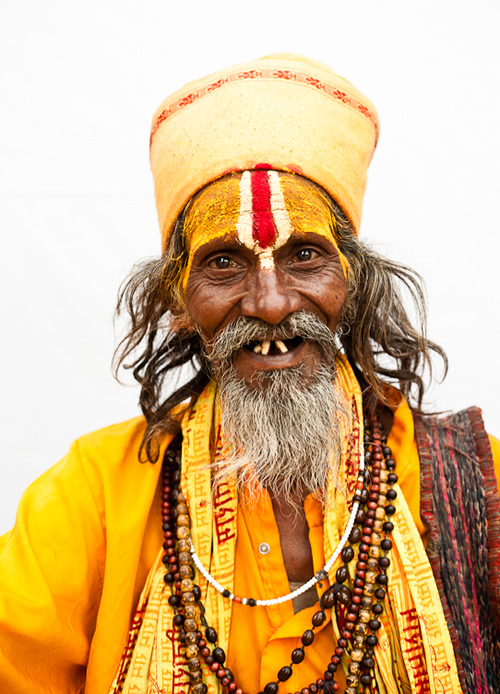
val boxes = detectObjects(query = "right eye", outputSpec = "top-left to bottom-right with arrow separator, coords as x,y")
208,255 -> 237,269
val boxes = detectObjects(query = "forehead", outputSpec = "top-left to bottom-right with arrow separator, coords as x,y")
183,171 -> 338,257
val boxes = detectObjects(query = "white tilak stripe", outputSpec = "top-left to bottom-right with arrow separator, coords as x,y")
235,171 -> 254,249
268,171 -> 293,250
259,247 -> 274,270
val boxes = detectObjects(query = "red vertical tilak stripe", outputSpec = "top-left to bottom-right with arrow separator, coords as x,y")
250,170 -> 276,248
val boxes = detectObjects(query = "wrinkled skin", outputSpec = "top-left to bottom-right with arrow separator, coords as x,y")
186,230 -> 348,386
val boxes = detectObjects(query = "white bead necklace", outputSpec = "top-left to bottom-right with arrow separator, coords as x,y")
189,458 -> 365,607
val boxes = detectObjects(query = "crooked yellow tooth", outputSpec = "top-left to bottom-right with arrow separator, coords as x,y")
275,340 -> 288,354
261,340 -> 271,356
253,343 -> 262,354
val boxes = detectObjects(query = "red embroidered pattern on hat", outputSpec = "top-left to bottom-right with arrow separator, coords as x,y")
150,68 -> 379,146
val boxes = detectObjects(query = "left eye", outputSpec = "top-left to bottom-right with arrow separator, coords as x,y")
208,256 -> 236,269
294,248 -> 318,262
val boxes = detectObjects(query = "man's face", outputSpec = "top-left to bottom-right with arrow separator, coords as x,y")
185,228 -> 347,384
183,170 -> 348,386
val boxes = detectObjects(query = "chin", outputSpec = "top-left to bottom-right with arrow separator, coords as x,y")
236,360 -> 331,395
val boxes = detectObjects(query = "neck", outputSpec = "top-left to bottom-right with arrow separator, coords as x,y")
270,486 -> 315,584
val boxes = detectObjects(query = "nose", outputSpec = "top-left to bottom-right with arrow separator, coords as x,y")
240,266 -> 301,324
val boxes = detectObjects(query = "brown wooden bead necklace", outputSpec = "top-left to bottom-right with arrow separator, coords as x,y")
160,405 -> 398,694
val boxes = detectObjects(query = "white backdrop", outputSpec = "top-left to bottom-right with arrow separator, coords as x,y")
1,0 -> 499,532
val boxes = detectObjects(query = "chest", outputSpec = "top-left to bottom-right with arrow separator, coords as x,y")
271,496 -> 314,583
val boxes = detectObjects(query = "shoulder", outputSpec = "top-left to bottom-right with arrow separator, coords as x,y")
65,415 -> 170,520
11,416 -> 164,533
73,415 -> 147,468
35,416 -> 150,495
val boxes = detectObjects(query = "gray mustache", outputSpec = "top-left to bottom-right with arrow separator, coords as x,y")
206,311 -> 338,362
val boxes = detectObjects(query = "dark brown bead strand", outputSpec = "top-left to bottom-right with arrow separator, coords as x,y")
169,446 -> 209,694
342,408 -> 395,694
320,409 -> 369,690
359,416 -> 386,691
162,452 -> 178,585
358,416 -> 397,691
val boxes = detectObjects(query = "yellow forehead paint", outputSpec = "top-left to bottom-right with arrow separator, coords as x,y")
181,175 -> 241,289
181,171 -> 348,290
279,173 -> 348,276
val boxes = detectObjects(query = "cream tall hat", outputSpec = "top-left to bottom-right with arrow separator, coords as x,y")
150,53 -> 379,249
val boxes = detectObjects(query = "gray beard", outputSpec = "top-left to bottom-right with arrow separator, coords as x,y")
204,313 -> 349,506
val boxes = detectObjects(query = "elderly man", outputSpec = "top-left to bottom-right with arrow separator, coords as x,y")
1,54 -> 499,694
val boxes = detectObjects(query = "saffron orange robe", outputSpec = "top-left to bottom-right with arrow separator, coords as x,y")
0,400 -> 498,693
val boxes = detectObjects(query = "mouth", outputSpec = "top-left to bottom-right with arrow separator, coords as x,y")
243,336 -> 305,356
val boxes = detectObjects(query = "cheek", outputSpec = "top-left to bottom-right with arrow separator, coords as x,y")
314,274 -> 349,330
184,276 -> 233,341
333,283 -> 349,318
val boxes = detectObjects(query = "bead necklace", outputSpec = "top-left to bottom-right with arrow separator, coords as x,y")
161,403 -> 398,694
189,470 -> 365,607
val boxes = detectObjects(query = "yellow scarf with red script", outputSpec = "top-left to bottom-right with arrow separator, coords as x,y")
109,355 -> 461,694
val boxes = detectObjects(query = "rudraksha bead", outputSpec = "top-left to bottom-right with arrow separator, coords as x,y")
349,527 -> 362,543
302,630 -> 315,646
205,627 -> 218,643
341,545 -> 355,562
278,666 -> 293,681
291,648 -> 305,663
336,587 -> 351,605
322,590 -> 335,609
186,645 -> 199,659
336,565 -> 349,583
213,647 -> 225,664
190,670 -> 203,684
312,611 -> 326,626
187,657 -> 201,672
350,647 -> 364,662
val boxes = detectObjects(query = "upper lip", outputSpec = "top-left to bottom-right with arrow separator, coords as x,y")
242,329 -> 300,344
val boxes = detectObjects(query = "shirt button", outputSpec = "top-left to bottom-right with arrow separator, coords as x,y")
258,542 -> 271,555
